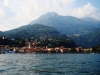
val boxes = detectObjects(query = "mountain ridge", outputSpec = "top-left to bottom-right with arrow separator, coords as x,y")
29,12 -> 100,34
0,24 -> 76,48
0,12 -> 100,48
71,28 -> 100,48
4,24 -> 60,38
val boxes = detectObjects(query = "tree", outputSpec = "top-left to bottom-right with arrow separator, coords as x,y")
70,48 -> 77,53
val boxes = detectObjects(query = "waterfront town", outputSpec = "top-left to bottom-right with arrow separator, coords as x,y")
0,43 -> 92,54
0,37 -> 92,54
0,36 -> 93,54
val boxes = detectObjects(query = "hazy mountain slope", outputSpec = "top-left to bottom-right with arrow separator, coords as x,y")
71,28 -> 100,48
0,31 -> 4,35
81,17 -> 100,28
30,12 -> 99,34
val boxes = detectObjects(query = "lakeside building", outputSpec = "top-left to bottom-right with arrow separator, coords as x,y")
0,41 -> 93,54
0,45 -> 93,54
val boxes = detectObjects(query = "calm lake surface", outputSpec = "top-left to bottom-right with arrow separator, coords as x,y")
0,54 -> 100,75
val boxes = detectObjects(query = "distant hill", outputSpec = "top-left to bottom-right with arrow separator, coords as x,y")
71,28 -> 100,48
3,24 -> 76,48
4,24 -> 60,38
29,12 -> 100,47
0,31 -> 4,35
81,17 -> 100,28
30,12 -> 100,34
1,12 -> 100,48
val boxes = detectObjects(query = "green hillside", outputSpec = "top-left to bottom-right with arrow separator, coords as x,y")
4,24 -> 60,38
71,28 -> 100,48
0,24 -> 76,48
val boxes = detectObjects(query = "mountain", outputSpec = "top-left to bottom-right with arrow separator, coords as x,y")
2,12 -> 100,48
81,17 -> 100,28
30,12 -> 100,34
29,12 -> 100,47
4,24 -> 60,38
0,31 -> 4,35
71,28 -> 100,48
3,24 -> 76,48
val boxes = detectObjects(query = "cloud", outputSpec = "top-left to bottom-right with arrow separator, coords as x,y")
52,0 -> 75,5
0,8 -> 4,15
0,5 -> 16,20
0,0 -> 100,31
4,0 -> 8,6
0,25 -> 8,31
71,2 -> 100,20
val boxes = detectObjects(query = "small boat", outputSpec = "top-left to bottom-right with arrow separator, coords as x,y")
5,51 -> 16,54
90,53 -> 95,54
5,49 -> 16,54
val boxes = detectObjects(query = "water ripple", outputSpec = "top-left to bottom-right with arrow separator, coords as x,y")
0,54 -> 100,75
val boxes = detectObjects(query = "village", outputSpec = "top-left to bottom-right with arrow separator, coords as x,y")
0,41 -> 92,54
0,35 -> 95,54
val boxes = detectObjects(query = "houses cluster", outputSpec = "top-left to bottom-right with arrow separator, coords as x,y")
0,42 -> 92,54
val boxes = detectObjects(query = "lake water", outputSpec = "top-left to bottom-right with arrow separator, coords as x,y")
0,54 -> 100,75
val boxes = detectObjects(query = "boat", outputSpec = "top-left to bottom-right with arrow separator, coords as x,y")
5,48 -> 16,54
5,51 -> 16,54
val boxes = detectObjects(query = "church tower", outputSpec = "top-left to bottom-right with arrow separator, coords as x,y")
28,42 -> 31,48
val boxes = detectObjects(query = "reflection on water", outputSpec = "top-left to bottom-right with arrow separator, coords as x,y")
0,54 -> 100,75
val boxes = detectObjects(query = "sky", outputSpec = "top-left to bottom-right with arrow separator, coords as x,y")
0,0 -> 100,31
